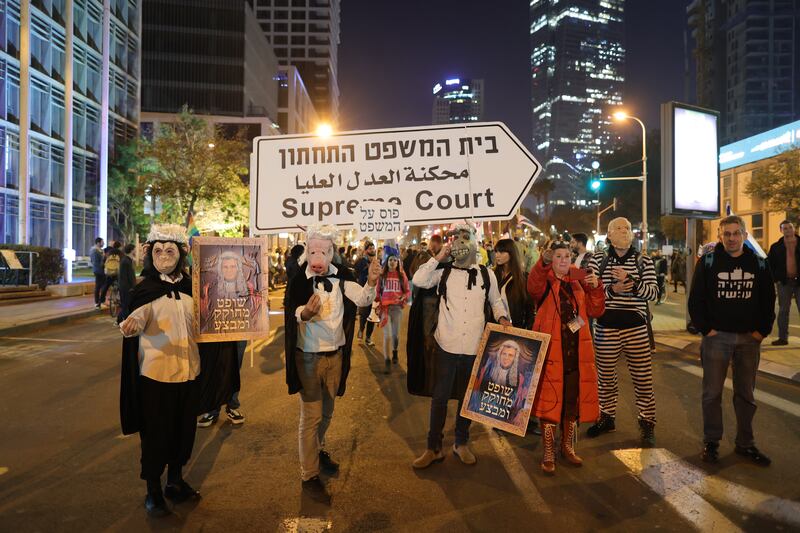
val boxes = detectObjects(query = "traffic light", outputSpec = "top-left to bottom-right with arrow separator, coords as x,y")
590,178 -> 601,191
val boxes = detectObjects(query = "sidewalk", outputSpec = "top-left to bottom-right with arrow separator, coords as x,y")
652,289 -> 800,384
0,294 -> 100,336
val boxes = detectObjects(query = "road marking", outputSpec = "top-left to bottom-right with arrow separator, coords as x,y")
0,336 -> 103,343
0,467 -> 8,476
486,428 -> 550,514
614,448 -> 800,529
670,361 -> 800,417
280,517 -> 332,532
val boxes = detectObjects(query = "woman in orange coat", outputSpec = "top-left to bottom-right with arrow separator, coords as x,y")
527,241 -> 605,474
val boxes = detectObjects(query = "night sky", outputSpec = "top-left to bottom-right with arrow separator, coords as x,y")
339,0 -> 690,147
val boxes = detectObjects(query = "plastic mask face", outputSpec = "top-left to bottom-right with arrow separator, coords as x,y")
153,242 -> 179,275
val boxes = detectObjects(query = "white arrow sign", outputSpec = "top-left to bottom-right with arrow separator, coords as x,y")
249,122 -> 541,234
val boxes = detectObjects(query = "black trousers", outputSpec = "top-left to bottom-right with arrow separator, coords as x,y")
138,376 -> 198,481
93,273 -> 106,304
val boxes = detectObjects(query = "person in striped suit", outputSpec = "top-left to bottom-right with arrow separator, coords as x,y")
586,217 -> 659,446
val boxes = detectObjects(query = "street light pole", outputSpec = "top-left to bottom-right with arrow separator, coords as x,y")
614,113 -> 648,251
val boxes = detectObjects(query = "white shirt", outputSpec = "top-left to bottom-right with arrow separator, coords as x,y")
574,252 -> 587,268
295,264 -> 376,353
412,258 -> 507,355
122,274 -> 201,383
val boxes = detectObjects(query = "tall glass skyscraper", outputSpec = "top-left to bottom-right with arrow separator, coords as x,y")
0,0 -> 140,262
529,0 -> 625,202
432,78 -> 484,125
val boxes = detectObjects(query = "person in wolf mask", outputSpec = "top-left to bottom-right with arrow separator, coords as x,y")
409,224 -> 511,469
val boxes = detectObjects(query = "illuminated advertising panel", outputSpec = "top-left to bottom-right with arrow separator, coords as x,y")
661,102 -> 720,219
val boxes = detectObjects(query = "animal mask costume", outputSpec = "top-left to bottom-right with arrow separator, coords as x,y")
448,224 -> 478,268
607,217 -> 633,250
144,224 -> 189,277
303,225 -> 337,275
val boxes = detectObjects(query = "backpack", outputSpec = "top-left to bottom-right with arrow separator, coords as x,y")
703,251 -> 767,272
104,253 -> 120,276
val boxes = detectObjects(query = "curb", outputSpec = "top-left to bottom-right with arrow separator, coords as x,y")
655,336 -> 800,385
0,309 -> 103,337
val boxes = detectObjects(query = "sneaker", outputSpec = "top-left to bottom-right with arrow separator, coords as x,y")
95,303 -> 102,309
639,419 -> 656,447
586,413 -> 615,438
771,338 -> 789,346
392,350 -> 399,364
197,413 -> 218,428
226,408 -> 245,425
319,450 -> 340,474
357,330 -> 364,340
734,445 -> 771,466
412,449 -> 445,469
702,441 -> 719,463
365,338 -> 375,347
301,476 -> 331,504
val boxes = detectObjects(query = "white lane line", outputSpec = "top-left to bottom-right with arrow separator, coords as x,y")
0,467 -> 8,476
614,448 -> 800,529
614,448 -> 741,532
0,336 -> 103,343
486,428 -> 551,514
670,361 -> 800,417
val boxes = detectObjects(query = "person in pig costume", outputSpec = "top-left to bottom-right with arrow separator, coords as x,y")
283,225 -> 381,504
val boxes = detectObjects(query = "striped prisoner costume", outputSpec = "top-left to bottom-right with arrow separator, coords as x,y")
589,248 -> 658,423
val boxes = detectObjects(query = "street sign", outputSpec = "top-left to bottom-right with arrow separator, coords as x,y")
249,122 -> 541,234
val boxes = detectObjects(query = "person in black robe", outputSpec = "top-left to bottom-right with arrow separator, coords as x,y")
119,224 -> 238,517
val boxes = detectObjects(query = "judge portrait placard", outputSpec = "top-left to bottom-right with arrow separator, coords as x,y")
192,237 -> 269,342
460,324 -> 550,436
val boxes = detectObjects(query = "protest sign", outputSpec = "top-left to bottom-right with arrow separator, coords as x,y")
461,323 -> 550,436
191,237 -> 269,342
355,200 -> 405,240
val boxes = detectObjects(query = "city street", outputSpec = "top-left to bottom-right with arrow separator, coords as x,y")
0,293 -> 798,532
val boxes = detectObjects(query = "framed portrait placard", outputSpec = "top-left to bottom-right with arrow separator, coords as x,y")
191,237 -> 269,342
460,323 -> 550,437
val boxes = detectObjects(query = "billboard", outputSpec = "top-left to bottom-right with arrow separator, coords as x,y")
661,102 -> 720,219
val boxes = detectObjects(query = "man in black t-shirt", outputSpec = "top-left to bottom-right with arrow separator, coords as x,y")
689,215 -> 775,466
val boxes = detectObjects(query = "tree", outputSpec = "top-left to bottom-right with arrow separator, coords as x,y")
530,178 -> 556,227
108,141 -> 149,243
745,145 -> 800,220
660,215 -> 685,243
139,106 -> 249,225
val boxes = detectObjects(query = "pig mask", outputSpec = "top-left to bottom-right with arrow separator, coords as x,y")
607,217 -> 633,250
303,225 -> 337,275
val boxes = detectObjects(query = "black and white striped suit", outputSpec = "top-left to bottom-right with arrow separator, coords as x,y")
589,248 -> 658,423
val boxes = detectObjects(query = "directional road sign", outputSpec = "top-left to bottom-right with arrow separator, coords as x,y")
250,122 -> 541,234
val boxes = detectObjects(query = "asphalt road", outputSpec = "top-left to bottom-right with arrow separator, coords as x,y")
0,301 -> 798,532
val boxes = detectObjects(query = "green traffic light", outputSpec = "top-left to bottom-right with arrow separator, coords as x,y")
590,179 -> 601,191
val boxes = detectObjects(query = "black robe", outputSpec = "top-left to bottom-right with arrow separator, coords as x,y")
119,274 -> 240,435
283,262 -> 357,396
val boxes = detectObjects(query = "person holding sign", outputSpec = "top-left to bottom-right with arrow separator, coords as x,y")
410,224 -> 511,469
527,240 -> 605,475
283,225 -> 381,504
376,248 -> 411,374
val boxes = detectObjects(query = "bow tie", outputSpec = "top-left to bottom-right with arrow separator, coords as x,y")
450,265 -> 479,290
314,274 -> 336,292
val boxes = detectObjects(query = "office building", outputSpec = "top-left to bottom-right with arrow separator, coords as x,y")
1,0 -> 141,266
142,0 -> 280,124
529,0 -> 625,202
432,78 -> 484,124
688,0 -> 799,144
277,66 -> 318,134
253,0 -> 341,125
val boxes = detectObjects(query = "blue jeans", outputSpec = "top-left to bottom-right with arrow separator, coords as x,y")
700,331 -> 760,447
776,280 -> 800,341
208,340 -> 246,416
427,347 -> 475,451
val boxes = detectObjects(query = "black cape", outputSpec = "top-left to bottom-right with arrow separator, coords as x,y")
283,262 -> 357,396
119,274 -> 240,435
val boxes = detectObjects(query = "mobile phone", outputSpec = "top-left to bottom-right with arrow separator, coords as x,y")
572,268 -> 588,281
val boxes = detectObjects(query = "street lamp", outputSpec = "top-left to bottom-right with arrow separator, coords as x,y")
315,123 -> 333,138
613,111 -> 648,251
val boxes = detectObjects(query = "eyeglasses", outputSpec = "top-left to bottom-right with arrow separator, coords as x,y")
722,231 -> 743,238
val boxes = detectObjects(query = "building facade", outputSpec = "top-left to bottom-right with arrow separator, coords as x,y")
1,0 -> 140,266
705,118 -> 800,249
277,65 -> 317,134
529,0 -> 625,201
141,0 -> 279,122
688,0 -> 799,145
253,0 -> 341,125
431,78 -> 484,125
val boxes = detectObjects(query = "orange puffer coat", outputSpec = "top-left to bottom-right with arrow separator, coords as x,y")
527,258 -> 605,424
